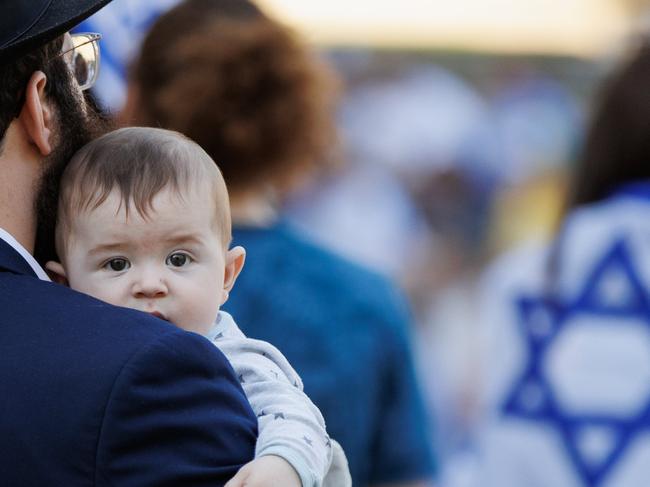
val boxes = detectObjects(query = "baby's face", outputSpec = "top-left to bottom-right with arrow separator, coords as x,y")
59,186 -> 240,336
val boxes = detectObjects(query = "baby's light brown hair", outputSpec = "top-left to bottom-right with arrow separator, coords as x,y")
56,127 -> 232,261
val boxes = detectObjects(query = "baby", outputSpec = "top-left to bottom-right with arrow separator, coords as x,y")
45,127 -> 350,487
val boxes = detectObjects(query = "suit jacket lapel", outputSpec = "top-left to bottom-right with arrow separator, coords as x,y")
0,238 -> 38,278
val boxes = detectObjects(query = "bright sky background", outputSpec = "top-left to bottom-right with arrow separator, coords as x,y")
256,0 -> 636,57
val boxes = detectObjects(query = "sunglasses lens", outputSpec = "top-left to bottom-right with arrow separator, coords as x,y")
70,34 -> 100,91
73,52 -> 89,87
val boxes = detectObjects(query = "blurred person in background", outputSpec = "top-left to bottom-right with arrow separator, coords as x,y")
471,40 -> 650,487
119,0 -> 438,485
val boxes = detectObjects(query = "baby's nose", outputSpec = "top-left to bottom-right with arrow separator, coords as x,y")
133,272 -> 168,298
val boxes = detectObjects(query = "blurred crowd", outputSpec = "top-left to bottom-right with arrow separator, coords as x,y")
78,1 -> 650,485
287,51 -> 588,485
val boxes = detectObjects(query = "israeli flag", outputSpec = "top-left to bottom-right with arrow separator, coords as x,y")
474,183 -> 650,487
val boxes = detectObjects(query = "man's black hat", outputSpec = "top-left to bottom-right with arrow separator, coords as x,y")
0,0 -> 112,62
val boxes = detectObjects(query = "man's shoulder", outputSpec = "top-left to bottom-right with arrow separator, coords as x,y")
0,272 -> 240,410
0,273 -> 219,367
0,274 -> 257,485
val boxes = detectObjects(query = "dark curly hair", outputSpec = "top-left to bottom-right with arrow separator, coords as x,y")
130,0 -> 338,195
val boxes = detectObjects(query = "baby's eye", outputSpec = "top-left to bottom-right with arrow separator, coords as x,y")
166,252 -> 192,268
104,258 -> 130,272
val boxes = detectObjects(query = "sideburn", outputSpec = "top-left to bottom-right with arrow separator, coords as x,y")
33,70 -> 113,265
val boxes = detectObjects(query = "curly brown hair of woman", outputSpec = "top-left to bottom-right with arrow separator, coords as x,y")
131,0 -> 339,195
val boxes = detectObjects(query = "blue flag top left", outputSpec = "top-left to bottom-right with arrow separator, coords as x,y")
75,0 -> 180,111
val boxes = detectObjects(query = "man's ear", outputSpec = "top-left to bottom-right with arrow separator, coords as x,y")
221,246 -> 246,305
44,261 -> 68,286
18,71 -> 54,156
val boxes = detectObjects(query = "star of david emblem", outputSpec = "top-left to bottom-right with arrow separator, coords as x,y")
502,238 -> 650,486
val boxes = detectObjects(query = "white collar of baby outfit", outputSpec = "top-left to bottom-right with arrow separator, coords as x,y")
0,227 -> 51,281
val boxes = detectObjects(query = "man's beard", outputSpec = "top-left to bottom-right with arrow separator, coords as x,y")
33,90 -> 112,265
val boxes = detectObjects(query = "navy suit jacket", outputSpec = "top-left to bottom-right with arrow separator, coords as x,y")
0,238 -> 257,485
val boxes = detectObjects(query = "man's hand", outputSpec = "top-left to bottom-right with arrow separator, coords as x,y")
225,455 -> 302,487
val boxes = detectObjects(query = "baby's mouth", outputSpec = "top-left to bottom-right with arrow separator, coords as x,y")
148,311 -> 169,321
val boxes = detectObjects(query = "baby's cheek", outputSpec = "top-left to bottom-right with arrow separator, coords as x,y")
186,290 -> 220,333
97,289 -> 126,307
73,275 -> 121,306
66,272 -> 91,294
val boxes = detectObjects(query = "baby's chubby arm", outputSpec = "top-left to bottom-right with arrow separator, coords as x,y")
211,312 -> 334,487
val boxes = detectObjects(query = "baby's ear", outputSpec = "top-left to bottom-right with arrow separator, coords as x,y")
44,261 -> 69,286
221,246 -> 246,304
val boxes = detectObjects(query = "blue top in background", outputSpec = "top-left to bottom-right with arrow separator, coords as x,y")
224,221 -> 437,486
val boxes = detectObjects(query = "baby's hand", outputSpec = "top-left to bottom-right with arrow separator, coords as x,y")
225,455 -> 302,487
